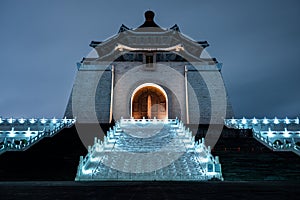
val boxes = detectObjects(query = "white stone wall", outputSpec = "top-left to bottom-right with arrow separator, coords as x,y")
65,62 -> 234,124
113,62 -> 186,122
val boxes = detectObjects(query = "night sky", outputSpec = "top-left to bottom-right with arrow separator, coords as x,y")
0,0 -> 299,119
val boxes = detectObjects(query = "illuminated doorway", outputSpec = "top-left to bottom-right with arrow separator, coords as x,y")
131,83 -> 168,119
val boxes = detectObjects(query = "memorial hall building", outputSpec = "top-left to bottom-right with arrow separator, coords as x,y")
64,10 -> 234,126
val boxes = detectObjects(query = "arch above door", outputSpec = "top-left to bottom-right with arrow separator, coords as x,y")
131,83 -> 168,119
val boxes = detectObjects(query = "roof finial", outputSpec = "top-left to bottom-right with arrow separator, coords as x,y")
138,10 -> 160,29
145,10 -> 155,22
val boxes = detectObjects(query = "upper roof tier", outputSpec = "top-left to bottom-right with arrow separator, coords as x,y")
85,11 -> 217,64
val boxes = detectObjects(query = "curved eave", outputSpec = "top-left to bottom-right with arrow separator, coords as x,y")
197,41 -> 209,48
87,27 -> 213,62
90,41 -> 102,48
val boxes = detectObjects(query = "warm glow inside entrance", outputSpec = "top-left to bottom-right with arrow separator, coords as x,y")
131,84 -> 168,119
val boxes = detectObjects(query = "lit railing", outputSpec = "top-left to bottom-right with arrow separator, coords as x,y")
119,116 -> 178,124
224,117 -> 299,129
224,117 -> 300,156
0,117 -> 76,154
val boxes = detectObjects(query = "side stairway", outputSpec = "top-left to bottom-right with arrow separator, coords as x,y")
75,118 -> 223,181
0,117 -> 75,155
224,117 -> 300,156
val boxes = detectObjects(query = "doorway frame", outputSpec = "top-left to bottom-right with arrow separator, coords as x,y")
130,83 -> 168,119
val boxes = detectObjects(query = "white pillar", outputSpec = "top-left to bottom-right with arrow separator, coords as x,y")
109,65 -> 114,123
184,65 -> 189,124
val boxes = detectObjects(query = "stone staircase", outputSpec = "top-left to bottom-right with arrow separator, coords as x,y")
76,118 -> 223,181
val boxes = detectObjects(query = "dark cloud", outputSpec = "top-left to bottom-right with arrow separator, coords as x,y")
0,0 -> 299,118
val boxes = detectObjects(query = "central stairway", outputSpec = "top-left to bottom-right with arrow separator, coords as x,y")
75,118 -> 223,181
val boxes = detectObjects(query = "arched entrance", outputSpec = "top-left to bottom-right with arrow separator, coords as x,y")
131,83 -> 168,119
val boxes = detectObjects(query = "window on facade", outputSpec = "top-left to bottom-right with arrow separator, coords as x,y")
135,54 -> 143,62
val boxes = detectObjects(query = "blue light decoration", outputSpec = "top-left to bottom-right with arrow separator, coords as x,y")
40,118 -> 47,124
25,127 -> 33,138
0,117 -> 75,155
230,118 -> 236,124
52,117 -> 57,124
8,127 -> 16,137
224,117 -> 300,156
252,117 -> 258,125
273,117 -> 279,124
75,118 -> 223,181
267,128 -> 274,138
8,117 -> 15,124
285,117 -> 290,124
241,117 -> 247,125
18,118 -> 26,124
283,128 -> 290,138
63,117 -> 68,124
263,117 -> 269,125
29,118 -> 37,124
